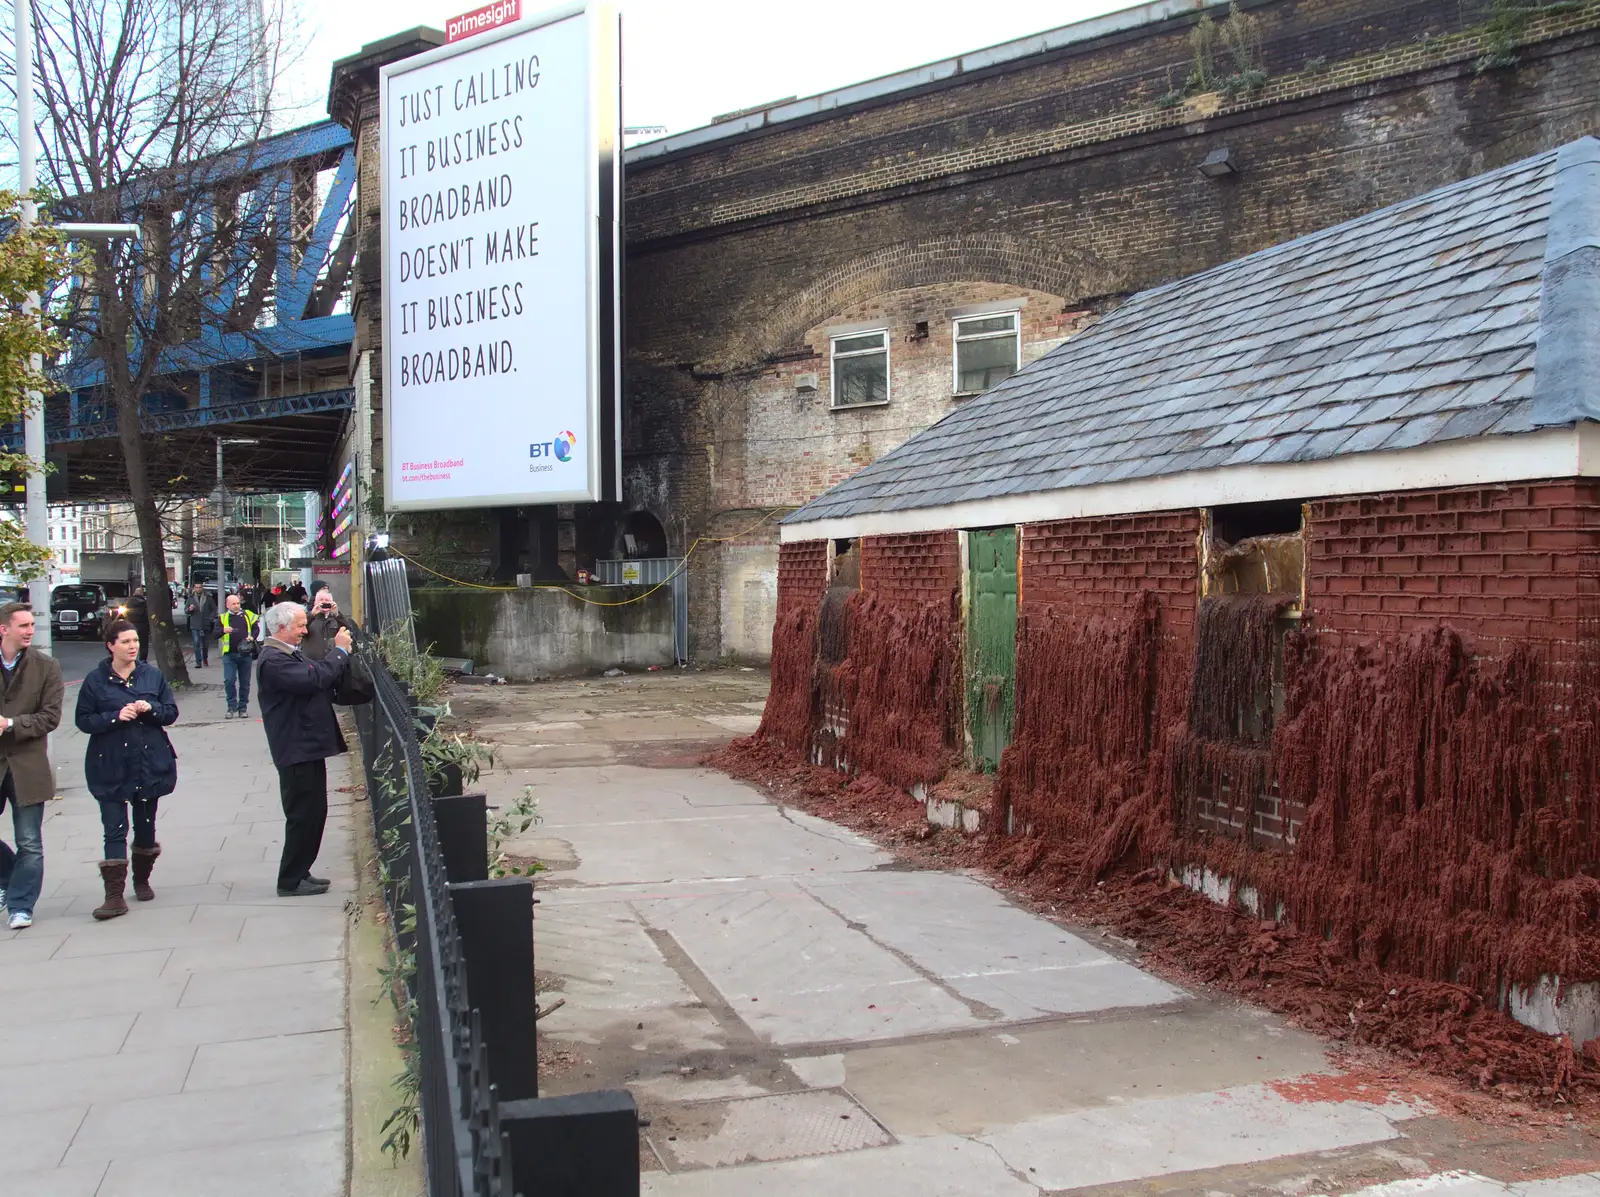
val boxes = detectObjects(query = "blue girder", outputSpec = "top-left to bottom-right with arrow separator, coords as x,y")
59,118 -> 357,415
2,388 -> 355,452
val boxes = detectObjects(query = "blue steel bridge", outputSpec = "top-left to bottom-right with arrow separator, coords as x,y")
7,120 -> 358,502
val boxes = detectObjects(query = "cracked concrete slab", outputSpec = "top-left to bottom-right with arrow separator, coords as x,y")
978,1081 -> 1414,1191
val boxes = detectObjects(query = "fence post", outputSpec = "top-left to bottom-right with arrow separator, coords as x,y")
500,1090 -> 640,1197
433,792 -> 488,884
449,876 -> 537,1101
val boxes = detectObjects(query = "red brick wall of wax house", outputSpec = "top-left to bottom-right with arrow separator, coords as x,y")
859,532 -> 962,609
758,540 -> 830,752
1019,511 -> 1202,626
998,483 -> 1600,997
998,508 -> 1203,852
775,540 -> 830,614
1304,481 -> 1600,660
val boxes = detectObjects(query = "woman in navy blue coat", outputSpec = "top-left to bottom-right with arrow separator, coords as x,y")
75,619 -> 179,920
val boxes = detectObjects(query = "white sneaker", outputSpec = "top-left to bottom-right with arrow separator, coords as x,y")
8,911 -> 31,930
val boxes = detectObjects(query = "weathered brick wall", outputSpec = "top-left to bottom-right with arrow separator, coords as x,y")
626,0 -> 1600,657
1306,482 -> 1600,656
860,532 -> 962,609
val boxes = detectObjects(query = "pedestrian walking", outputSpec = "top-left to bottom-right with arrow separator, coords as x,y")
185,582 -> 216,668
0,602 -> 64,930
218,593 -> 261,720
126,585 -> 152,661
74,620 -> 180,920
257,601 -> 352,897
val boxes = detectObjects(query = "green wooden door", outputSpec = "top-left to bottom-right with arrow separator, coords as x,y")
966,527 -> 1018,772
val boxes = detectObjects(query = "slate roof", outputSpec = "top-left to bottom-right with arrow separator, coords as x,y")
787,137 -> 1600,527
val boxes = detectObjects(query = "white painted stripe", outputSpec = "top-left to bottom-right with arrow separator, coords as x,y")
780,422 -> 1600,543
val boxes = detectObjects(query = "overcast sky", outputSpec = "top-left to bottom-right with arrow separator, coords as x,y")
281,0 -> 1132,138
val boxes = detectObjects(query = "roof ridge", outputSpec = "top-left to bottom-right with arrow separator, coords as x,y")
1529,137 -> 1600,427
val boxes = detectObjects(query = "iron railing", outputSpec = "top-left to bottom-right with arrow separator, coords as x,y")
366,556 -> 416,645
354,647 -> 512,1197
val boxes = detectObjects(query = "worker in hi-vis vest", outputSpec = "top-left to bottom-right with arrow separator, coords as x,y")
218,594 -> 261,720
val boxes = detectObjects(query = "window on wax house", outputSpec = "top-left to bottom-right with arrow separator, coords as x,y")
953,312 -> 1021,394
830,330 -> 890,408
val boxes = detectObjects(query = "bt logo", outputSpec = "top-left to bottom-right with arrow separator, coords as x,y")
530,431 -> 577,462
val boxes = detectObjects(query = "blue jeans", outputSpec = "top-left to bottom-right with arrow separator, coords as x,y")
99,796 -> 159,860
0,774 -> 44,916
191,624 -> 208,664
223,650 -> 252,713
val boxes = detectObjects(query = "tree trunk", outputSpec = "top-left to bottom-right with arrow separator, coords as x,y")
115,385 -> 191,686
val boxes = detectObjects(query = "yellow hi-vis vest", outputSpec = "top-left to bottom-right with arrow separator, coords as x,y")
219,609 -> 258,646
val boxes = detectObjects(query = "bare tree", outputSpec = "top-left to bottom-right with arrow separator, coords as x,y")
2,0 -> 302,681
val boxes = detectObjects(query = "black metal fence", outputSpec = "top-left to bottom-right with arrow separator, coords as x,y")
355,648 -> 513,1196
355,557 -> 640,1196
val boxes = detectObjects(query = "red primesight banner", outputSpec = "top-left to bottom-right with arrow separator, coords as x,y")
446,0 -> 520,42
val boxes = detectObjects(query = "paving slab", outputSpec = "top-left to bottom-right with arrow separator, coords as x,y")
800,870 -> 1183,1019
184,1029 -> 346,1092
3,1162 -> 110,1197
93,1128 -> 344,1197
635,878 -> 982,1046
978,1082 -> 1412,1191
64,1073 -> 345,1167
0,1048 -> 195,1115
642,1133 -> 1037,1196
0,669 -> 349,1195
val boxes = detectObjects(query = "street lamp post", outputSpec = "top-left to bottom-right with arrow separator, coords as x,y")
14,0 -> 142,654
214,437 -> 257,615
16,0 -> 47,651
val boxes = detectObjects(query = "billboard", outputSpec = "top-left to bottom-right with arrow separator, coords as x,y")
380,2 -> 621,511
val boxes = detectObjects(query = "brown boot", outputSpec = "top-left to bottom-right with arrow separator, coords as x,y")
130,844 -> 161,902
93,860 -> 129,920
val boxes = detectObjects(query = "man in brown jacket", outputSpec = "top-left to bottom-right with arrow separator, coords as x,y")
0,601 -> 63,929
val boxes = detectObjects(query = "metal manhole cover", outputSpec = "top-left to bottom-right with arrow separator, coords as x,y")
648,1089 -> 892,1172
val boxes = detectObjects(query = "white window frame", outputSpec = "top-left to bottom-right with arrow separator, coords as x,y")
829,328 -> 891,410
952,310 -> 1021,396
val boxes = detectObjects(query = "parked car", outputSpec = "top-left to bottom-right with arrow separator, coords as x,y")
51,583 -> 110,639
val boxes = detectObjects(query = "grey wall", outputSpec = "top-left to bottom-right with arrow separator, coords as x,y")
411,586 -> 674,680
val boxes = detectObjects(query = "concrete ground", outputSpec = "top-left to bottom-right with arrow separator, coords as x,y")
454,669 -> 1600,1197
0,641 -> 353,1197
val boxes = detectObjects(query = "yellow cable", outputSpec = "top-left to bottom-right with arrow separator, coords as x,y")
392,508 -> 788,607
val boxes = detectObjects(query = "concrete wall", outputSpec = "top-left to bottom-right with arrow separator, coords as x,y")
410,586 -> 675,681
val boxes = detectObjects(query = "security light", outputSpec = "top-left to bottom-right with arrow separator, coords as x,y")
1199,147 -> 1239,178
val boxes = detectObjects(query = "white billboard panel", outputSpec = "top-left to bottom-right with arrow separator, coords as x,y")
381,3 -> 620,510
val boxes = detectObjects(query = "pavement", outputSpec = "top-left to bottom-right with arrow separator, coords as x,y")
453,669 -> 1600,1197
0,641 -> 352,1197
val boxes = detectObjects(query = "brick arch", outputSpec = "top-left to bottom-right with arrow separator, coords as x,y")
737,233 -> 1117,363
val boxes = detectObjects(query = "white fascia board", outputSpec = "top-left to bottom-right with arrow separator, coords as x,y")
781,424 -> 1598,542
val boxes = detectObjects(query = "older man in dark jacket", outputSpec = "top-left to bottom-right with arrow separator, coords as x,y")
256,601 -> 352,897
0,602 -> 63,929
